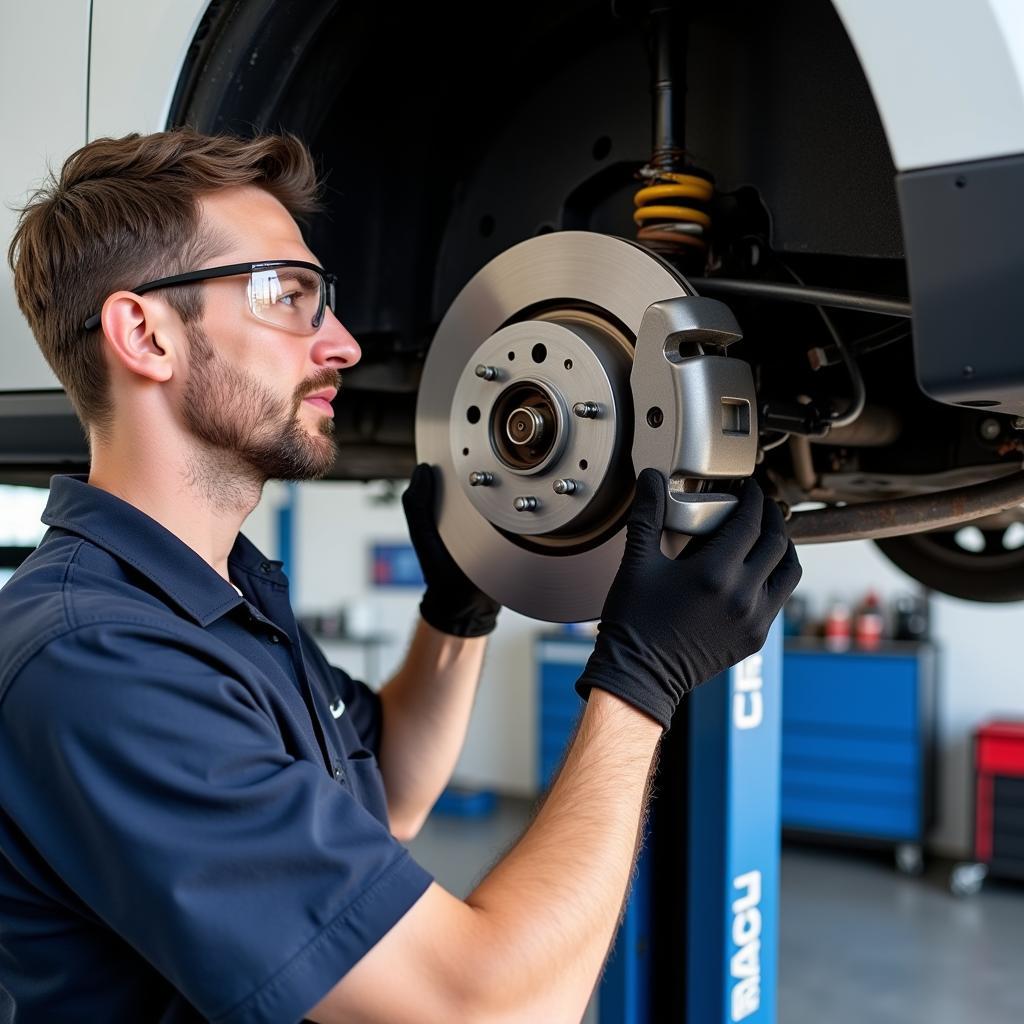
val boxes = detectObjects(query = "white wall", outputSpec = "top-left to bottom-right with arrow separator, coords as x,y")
267,478 -> 1024,857
240,479 -> 283,559
793,539 -> 1024,858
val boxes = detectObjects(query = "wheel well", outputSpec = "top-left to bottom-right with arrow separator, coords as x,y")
169,0 -> 905,479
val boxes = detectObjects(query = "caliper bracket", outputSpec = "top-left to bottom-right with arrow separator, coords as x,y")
631,296 -> 759,534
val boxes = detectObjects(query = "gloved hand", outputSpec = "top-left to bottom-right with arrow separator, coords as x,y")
576,468 -> 802,730
402,463 -> 501,637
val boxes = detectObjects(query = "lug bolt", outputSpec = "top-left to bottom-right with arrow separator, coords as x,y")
513,496 -> 539,512
553,478 -> 579,495
475,364 -> 499,381
573,401 -> 600,419
469,471 -> 494,486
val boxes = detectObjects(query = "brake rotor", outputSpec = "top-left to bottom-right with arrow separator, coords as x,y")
416,231 -> 691,622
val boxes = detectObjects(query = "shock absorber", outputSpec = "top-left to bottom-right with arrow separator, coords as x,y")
634,3 -> 714,268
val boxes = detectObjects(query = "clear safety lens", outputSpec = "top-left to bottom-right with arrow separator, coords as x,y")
247,266 -> 329,334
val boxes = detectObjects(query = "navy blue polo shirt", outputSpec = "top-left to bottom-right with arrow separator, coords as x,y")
0,474 -> 432,1023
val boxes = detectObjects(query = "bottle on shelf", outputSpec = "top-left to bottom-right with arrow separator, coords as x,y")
823,596 -> 852,651
854,589 -> 885,650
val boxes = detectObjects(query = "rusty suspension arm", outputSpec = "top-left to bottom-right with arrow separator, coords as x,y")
786,469 -> 1024,544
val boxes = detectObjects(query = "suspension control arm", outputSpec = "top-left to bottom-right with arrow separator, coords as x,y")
787,469 -> 1024,543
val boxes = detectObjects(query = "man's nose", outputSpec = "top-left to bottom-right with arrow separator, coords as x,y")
312,307 -> 362,368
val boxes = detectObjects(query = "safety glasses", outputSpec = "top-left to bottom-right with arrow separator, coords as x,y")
82,260 -> 337,335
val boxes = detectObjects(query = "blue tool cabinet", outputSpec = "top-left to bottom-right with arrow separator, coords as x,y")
781,640 -> 937,851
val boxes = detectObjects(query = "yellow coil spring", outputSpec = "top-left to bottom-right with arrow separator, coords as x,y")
633,170 -> 713,253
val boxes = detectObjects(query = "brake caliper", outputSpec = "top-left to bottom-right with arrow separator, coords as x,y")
631,296 -> 757,535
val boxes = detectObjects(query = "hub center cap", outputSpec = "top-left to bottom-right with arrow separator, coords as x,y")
497,386 -> 556,467
449,317 -> 630,537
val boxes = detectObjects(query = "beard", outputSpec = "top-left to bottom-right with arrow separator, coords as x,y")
180,322 -> 339,483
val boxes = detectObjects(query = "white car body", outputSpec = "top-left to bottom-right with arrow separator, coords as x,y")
3,0 -> 1024,393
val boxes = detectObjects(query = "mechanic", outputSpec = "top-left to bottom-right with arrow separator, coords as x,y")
0,127 -> 801,1023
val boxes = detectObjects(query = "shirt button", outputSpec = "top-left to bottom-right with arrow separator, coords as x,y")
332,760 -> 345,783
268,633 -> 281,644
259,561 -> 273,573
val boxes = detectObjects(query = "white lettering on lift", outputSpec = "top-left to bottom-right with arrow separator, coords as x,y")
730,869 -> 762,1021
733,653 -> 763,730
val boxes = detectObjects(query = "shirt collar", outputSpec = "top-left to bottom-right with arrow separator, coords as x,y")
40,474 -> 285,627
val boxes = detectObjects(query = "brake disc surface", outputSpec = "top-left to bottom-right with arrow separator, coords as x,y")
416,231 -> 690,621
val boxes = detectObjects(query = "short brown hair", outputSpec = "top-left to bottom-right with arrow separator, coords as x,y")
7,127 -> 323,443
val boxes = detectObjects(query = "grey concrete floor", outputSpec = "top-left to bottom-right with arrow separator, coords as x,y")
409,796 -> 1023,1024
779,844 -> 1022,1024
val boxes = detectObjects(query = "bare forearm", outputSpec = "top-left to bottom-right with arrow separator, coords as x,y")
464,689 -> 662,1022
377,619 -> 487,838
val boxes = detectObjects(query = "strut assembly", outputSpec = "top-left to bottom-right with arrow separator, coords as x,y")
634,3 -> 713,269
631,1 -> 1021,548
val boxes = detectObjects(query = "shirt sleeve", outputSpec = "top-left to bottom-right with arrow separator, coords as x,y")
0,621 -> 433,1024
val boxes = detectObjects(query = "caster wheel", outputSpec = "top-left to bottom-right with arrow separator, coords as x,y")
949,861 -> 987,897
895,842 -> 924,876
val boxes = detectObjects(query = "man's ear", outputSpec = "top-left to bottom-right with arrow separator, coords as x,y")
99,291 -> 177,383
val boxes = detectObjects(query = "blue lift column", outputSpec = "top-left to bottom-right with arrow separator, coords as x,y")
599,616 -> 784,1024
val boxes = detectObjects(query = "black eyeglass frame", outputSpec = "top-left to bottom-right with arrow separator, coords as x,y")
82,260 -> 337,333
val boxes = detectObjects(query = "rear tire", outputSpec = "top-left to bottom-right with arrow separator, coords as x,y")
875,527 -> 1024,603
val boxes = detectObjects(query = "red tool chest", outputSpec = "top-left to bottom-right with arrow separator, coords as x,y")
973,720 -> 1024,880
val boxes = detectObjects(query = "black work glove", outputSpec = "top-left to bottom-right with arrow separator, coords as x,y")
402,463 -> 502,637
576,468 -> 802,730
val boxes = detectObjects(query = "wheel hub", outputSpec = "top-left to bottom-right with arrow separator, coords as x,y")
449,314 -> 632,539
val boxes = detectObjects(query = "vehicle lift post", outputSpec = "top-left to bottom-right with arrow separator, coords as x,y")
599,617 -> 784,1023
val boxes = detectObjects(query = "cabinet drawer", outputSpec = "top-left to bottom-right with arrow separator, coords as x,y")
978,734 -> 1024,776
540,682 -> 584,714
782,764 -> 918,802
993,775 -> 1024,810
993,806 -> 1024,838
539,663 -> 586,694
992,831 -> 1024,863
783,652 -> 918,733
540,756 -> 562,789
782,792 -> 919,839
782,729 -> 918,770
541,704 -> 582,736
541,728 -> 574,758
